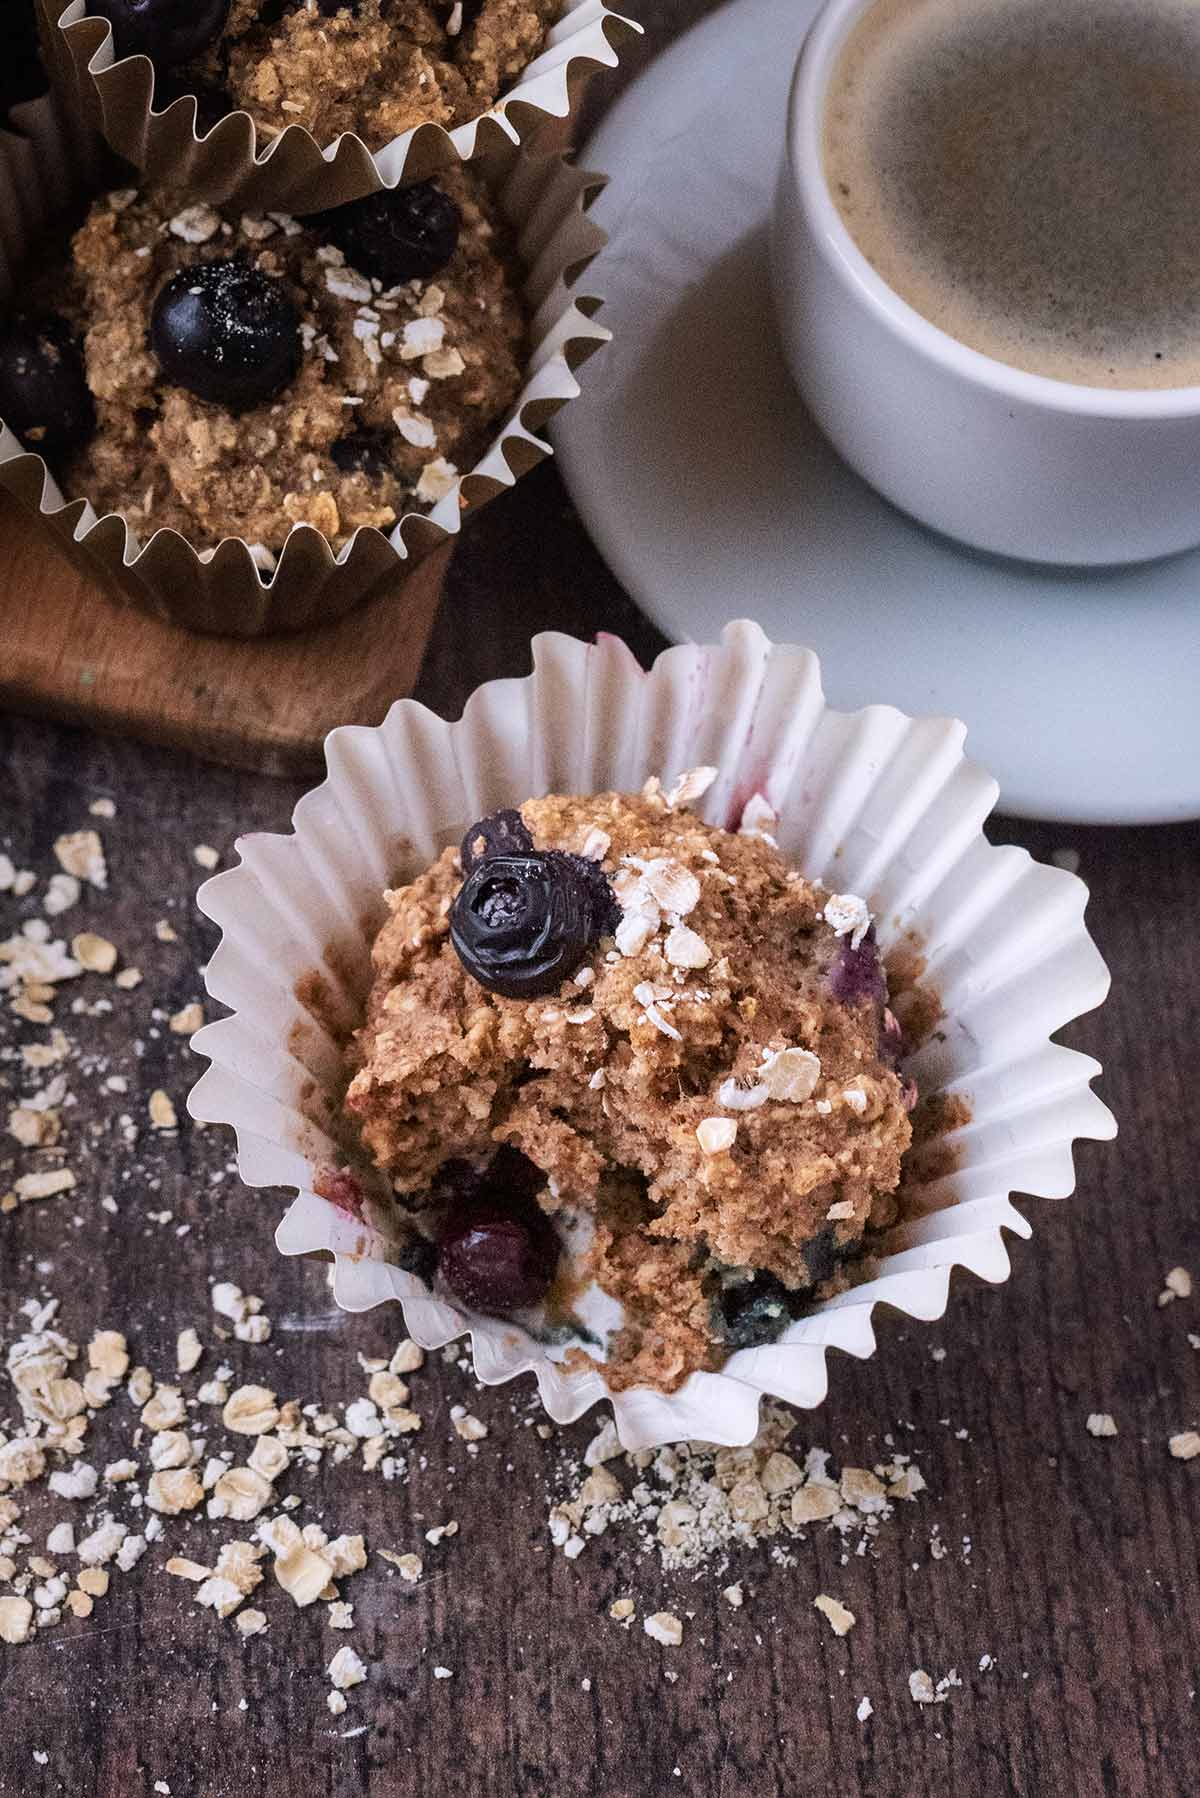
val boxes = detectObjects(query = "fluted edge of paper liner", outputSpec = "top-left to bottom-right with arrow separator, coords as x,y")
0,94 -> 610,635
41,0 -> 641,212
188,621 -> 1117,1448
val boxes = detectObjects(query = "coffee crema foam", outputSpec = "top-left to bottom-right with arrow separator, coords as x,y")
823,0 -> 1200,389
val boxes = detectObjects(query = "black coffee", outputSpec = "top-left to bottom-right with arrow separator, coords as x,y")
823,0 -> 1200,387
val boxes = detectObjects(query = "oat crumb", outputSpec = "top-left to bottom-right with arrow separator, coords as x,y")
451,1410 -> 488,1443
54,830 -> 107,889
169,1002 -> 205,1036
0,1596 -> 34,1644
1159,1266 -> 1193,1305
389,1340 -> 425,1375
328,1645 -> 368,1690
148,1089 -> 178,1131
72,932 -> 118,973
696,1117 -> 737,1156
43,872 -> 82,918
813,1593 -> 856,1637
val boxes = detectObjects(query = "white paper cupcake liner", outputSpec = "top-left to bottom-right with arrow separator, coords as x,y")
0,95 -> 610,635
40,0 -> 640,213
188,621 -> 1116,1448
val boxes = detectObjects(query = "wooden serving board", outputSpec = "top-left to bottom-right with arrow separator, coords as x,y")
0,494 -> 448,776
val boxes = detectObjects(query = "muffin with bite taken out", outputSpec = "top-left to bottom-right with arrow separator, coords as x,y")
342,774 -> 916,1394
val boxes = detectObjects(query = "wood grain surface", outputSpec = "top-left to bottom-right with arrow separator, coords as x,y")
1,7 -> 1198,1796
0,496 -> 448,777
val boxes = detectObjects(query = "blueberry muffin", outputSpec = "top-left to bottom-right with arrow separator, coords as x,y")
0,170 -> 525,558
85,0 -> 560,150
340,774 -> 918,1393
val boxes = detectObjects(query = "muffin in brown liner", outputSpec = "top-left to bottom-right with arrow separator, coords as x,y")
38,0 -> 639,213
0,95 -> 609,636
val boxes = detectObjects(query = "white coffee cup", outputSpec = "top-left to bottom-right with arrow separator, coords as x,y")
771,0 -> 1200,567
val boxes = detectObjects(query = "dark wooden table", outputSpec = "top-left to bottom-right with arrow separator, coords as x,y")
2,9 -> 1199,1795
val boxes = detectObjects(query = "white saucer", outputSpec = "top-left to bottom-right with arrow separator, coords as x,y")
553,0 -> 1200,824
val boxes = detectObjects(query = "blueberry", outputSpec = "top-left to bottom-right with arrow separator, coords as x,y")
0,314 -> 95,464
432,1145 -> 545,1207
150,256 -> 301,412
450,850 -> 616,999
330,428 -> 394,477
89,0 -> 230,68
714,1271 -> 800,1350
306,182 -> 461,287
460,809 -> 534,875
396,1232 -> 439,1285
800,1224 -> 842,1288
437,1192 -> 560,1314
457,810 -> 618,939
561,852 -> 620,938
713,1238 -> 855,1349
828,925 -> 886,1007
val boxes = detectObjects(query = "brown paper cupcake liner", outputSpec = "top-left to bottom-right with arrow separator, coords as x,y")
0,95 -> 610,636
39,0 -> 640,213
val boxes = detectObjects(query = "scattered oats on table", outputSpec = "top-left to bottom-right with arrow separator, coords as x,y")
549,1401 -> 930,1577
1159,1266 -> 1193,1305
813,1593 -> 856,1637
